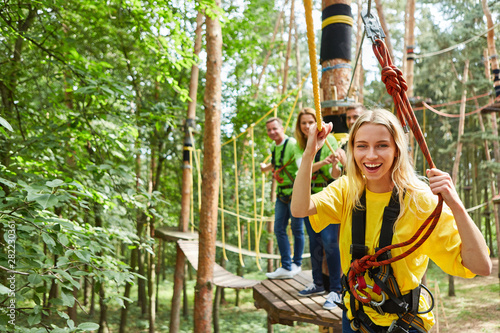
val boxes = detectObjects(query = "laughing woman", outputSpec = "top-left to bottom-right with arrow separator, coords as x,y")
291,109 -> 491,333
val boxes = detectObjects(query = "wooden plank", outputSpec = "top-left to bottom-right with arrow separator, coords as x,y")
253,283 -> 295,316
252,272 -> 343,330
178,240 -> 260,289
262,280 -> 315,319
266,279 -> 317,319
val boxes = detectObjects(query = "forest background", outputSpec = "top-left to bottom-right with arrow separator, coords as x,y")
0,0 -> 499,332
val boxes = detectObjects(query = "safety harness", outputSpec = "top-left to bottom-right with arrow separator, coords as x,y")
342,189 -> 431,333
311,147 -> 334,192
271,138 -> 295,197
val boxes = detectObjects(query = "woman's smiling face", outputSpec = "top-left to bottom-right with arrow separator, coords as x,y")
353,123 -> 397,192
300,113 -> 316,138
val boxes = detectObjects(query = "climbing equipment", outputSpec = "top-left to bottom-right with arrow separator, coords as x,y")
343,189 -> 433,333
271,138 -> 295,187
311,147 -> 334,192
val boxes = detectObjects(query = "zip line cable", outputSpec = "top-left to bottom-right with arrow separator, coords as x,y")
414,22 -> 500,59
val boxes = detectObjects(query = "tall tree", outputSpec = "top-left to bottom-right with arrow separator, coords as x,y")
193,0 -> 223,331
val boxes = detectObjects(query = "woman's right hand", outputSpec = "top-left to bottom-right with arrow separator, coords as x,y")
305,122 -> 332,156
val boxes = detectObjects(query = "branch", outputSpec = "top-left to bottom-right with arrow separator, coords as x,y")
0,265 -> 29,275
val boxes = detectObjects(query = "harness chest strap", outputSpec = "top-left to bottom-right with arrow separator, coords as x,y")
311,146 -> 334,190
347,189 -> 427,333
272,138 -> 296,184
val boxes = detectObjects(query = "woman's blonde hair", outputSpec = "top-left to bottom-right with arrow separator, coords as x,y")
294,107 -> 317,150
345,109 -> 429,217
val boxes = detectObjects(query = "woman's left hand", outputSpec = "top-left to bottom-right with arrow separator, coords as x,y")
427,168 -> 461,208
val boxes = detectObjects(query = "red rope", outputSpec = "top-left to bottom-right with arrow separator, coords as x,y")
348,39 -> 444,304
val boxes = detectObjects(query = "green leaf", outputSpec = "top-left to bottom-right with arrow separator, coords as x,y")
60,290 -> 75,307
58,233 -> 70,246
46,179 -> 65,187
27,312 -> 41,326
28,193 -> 59,210
77,322 -> 100,331
0,177 -> 16,188
57,310 -> 70,320
0,116 -> 13,132
75,250 -> 91,263
28,274 -> 43,285
67,319 -> 75,330
0,284 -> 10,295
42,233 -> 56,247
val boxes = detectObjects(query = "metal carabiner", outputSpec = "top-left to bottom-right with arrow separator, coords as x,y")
353,283 -> 387,307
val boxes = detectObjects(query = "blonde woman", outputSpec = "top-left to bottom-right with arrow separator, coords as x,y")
291,109 -> 491,333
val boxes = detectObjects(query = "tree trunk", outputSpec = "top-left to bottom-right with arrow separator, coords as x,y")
481,0 -> 500,99
98,282 -> 108,333
405,0 -> 416,160
374,0 -> 394,62
170,10 -> 204,333
253,5 -> 287,98
451,61 -> 469,183
294,21 -> 303,110
320,0 -> 352,134
119,246 -> 137,333
282,0 -> 295,95
193,1 -> 223,330
448,60 -> 469,297
213,285 -> 222,333
351,0 -> 364,102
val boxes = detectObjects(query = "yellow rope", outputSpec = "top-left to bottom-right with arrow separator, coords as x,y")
257,172 -> 267,269
233,137 -> 245,267
250,126 -> 262,270
303,0 -> 322,131
322,15 -> 354,29
220,164 -> 228,261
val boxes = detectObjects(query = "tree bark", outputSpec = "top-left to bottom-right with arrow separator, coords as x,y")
320,0 -> 352,129
448,60 -> 469,297
481,0 -> 500,99
193,1 -> 222,331
451,60 -> 469,183
352,0 -> 364,102
374,0 -> 394,62
282,0 -> 295,95
294,20 -> 303,110
119,246 -> 137,333
253,5 -> 287,98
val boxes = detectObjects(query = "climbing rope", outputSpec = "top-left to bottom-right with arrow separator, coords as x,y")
303,0 -> 322,131
233,137 -> 245,267
219,165 -> 228,261
347,38 -> 445,305
302,0 -> 337,156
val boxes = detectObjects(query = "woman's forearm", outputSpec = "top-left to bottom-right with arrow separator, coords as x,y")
449,202 -> 492,276
291,149 -> 317,217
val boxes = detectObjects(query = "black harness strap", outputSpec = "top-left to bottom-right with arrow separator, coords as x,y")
311,147 -> 334,191
272,137 -> 289,168
347,188 -> 427,333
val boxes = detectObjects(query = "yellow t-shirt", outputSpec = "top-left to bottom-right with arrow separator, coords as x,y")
310,176 -> 475,331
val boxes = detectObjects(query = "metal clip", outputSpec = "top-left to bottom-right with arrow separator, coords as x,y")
362,9 -> 386,44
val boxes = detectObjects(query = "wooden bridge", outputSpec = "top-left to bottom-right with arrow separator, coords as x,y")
155,226 -> 342,331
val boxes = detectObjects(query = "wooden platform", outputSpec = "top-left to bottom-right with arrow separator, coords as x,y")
253,271 -> 342,331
